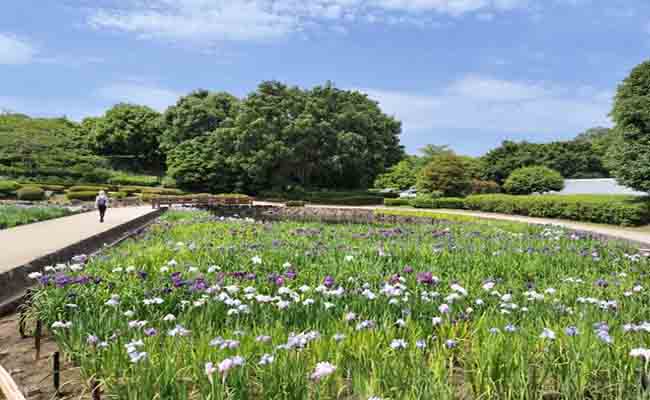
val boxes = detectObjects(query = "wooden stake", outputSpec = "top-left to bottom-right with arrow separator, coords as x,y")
91,379 -> 101,400
53,352 -> 60,394
34,320 -> 42,360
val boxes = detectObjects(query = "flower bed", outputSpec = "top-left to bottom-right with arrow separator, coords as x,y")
0,205 -> 73,229
27,211 -> 650,399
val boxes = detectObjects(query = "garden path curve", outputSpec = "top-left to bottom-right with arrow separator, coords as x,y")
0,206 -> 157,274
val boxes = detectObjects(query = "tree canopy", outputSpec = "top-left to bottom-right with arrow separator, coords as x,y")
161,90 -> 239,151
85,103 -> 165,174
482,137 -> 610,184
608,60 -> 650,193
168,81 -> 404,193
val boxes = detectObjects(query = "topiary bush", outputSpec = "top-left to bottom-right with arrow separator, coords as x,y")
66,191 -> 101,202
416,153 -> 472,197
17,186 -> 46,201
0,180 -> 20,197
503,166 -> 564,195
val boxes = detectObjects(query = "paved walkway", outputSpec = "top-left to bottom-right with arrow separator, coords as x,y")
0,207 -> 157,274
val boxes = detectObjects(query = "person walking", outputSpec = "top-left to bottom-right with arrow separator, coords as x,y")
95,190 -> 109,223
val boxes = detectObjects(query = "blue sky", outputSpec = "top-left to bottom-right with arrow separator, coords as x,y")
1,0 -> 649,155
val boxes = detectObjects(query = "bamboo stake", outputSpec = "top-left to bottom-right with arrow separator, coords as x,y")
0,364 -> 26,400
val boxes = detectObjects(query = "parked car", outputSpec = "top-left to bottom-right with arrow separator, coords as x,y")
399,188 -> 417,198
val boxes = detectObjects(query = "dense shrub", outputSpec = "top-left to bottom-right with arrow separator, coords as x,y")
34,184 -> 66,193
471,179 -> 500,195
108,191 -> 128,199
464,194 -> 650,226
142,188 -> 185,196
68,186 -> 108,193
373,157 -> 419,190
503,166 -> 564,195
0,180 -> 20,196
285,200 -> 306,207
66,191 -> 100,202
118,186 -> 143,195
384,198 -> 412,207
162,176 -> 178,188
411,195 -> 465,210
108,173 -> 160,187
17,186 -> 46,201
416,154 -> 472,197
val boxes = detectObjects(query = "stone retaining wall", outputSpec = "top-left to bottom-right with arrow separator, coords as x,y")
0,208 -> 166,316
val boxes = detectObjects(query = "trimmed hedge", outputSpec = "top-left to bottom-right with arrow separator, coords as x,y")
17,186 -> 46,201
35,184 -> 66,193
384,198 -> 412,207
118,186 -> 143,195
108,174 -> 159,187
142,188 -> 185,196
464,194 -> 650,226
108,191 -> 128,200
0,180 -> 20,195
412,196 -> 465,210
66,191 -> 99,201
68,185 -> 109,193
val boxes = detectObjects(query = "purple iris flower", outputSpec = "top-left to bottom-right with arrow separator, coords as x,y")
323,276 -> 335,288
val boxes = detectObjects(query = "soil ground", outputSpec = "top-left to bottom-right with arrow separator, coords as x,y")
0,313 -> 88,399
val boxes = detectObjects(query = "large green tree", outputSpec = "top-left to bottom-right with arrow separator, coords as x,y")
416,153 -> 472,197
168,81 -> 404,193
608,60 -> 650,192
87,104 -> 165,173
161,90 -> 239,151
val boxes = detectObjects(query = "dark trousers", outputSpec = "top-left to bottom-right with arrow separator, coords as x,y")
98,205 -> 107,222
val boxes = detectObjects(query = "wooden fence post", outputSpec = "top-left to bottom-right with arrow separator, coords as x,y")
34,320 -> 42,360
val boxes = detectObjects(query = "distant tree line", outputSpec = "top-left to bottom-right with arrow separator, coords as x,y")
3,59 -> 650,195
78,81 -> 404,193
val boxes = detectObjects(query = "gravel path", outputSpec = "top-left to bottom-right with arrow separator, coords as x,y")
0,206 -> 157,274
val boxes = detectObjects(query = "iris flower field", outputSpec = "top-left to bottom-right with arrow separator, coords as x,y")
27,211 -> 650,399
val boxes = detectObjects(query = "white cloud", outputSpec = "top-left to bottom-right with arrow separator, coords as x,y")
97,82 -> 182,112
86,0 -> 532,45
88,1 -> 299,43
373,0 -> 527,14
0,33 -> 36,65
361,75 -> 612,138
